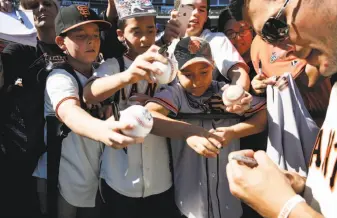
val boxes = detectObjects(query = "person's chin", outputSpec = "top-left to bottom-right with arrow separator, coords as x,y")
191,89 -> 206,97
187,27 -> 201,36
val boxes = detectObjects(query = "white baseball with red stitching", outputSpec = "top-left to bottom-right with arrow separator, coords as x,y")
222,85 -> 245,106
119,105 -> 154,138
152,59 -> 177,84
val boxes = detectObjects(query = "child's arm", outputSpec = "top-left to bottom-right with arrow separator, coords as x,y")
227,62 -> 251,91
47,71 -> 143,149
84,45 -> 168,104
146,102 -> 223,158
214,109 -> 267,147
57,99 -> 143,148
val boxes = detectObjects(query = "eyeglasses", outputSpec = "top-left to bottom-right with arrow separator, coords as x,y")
261,0 -> 291,44
225,26 -> 252,40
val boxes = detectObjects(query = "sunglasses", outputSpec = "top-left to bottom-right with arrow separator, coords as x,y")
261,0 -> 291,44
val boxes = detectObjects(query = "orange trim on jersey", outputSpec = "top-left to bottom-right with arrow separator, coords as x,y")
149,97 -> 179,115
55,96 -> 80,119
244,102 -> 266,118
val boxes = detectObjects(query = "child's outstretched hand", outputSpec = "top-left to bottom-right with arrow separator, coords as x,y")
186,131 -> 224,158
98,116 -> 144,149
222,84 -> 252,115
125,45 -> 168,84
210,127 -> 235,147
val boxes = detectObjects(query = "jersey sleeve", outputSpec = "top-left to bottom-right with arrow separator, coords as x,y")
147,84 -> 182,116
244,95 -> 266,118
45,69 -> 80,116
204,31 -> 246,78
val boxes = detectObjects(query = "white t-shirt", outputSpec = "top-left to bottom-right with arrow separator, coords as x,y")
94,56 -> 172,198
167,29 -> 245,79
303,81 -> 337,218
33,68 -> 104,207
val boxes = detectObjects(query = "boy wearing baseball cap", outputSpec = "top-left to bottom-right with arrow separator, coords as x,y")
82,1 -> 182,218
145,36 -> 267,218
33,5 -> 142,218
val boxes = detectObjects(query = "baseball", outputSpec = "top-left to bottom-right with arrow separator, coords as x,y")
119,105 -> 154,138
152,59 -> 177,84
222,85 -> 245,106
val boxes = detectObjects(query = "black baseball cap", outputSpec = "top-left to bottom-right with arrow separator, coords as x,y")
174,36 -> 214,70
55,5 -> 111,36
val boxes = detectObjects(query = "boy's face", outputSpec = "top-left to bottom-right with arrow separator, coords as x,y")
178,62 -> 213,97
121,16 -> 157,56
62,23 -> 100,65
183,0 -> 208,37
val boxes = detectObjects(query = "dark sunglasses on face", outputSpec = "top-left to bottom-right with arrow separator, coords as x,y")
261,0 -> 291,44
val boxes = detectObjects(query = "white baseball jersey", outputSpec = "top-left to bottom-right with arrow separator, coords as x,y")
93,56 -> 172,198
34,69 -> 104,207
303,81 -> 337,218
148,81 -> 266,218
167,29 -> 245,79
266,73 -> 319,177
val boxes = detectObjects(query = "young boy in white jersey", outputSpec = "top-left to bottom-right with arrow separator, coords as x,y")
82,1 -> 185,217
145,36 -> 267,218
32,5 -> 144,218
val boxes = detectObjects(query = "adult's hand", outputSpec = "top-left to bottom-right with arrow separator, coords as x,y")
162,10 -> 181,44
0,0 -> 13,12
283,170 -> 306,194
251,74 -> 277,95
226,150 -> 296,218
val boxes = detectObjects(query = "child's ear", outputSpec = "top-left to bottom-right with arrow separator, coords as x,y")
116,29 -> 125,42
55,36 -> 67,51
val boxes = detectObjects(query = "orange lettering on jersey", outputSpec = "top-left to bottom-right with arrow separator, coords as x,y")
129,84 -> 138,98
145,83 -> 157,97
310,129 -> 323,169
309,129 -> 337,192
331,158 -> 337,191
323,131 -> 335,176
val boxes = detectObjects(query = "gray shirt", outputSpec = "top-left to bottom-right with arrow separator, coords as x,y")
149,81 -> 266,218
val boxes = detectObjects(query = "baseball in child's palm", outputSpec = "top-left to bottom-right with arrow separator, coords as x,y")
119,105 -> 153,138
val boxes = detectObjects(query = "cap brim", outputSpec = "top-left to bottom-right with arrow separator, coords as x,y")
61,20 -> 111,35
180,57 -> 214,70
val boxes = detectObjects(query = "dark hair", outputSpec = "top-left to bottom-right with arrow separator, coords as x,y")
229,0 -> 245,21
217,8 -> 234,33
117,16 -> 157,30
21,0 -> 59,11
117,19 -> 127,30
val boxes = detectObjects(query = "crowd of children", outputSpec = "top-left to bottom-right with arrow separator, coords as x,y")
0,0 -> 335,217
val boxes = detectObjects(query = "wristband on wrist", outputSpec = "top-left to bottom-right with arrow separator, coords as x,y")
278,194 -> 306,218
